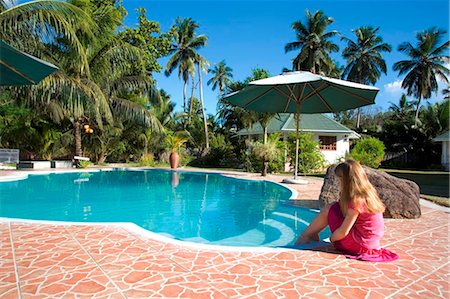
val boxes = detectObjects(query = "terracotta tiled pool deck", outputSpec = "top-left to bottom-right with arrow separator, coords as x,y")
0,168 -> 449,298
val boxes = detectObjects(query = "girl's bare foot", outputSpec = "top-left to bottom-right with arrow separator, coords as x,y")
295,234 -> 310,245
311,233 -> 320,242
295,233 -> 320,245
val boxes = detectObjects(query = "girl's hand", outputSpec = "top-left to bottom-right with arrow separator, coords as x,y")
330,208 -> 359,242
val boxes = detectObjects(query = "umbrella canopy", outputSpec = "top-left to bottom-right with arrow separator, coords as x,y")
225,71 -> 378,113
224,71 -> 379,182
0,40 -> 58,86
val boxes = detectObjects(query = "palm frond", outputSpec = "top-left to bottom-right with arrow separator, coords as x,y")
0,0 -> 95,74
110,96 -> 163,133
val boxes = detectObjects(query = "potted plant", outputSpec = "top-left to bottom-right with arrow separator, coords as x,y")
165,133 -> 188,169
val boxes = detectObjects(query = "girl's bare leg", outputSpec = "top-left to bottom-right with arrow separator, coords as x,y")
295,204 -> 331,244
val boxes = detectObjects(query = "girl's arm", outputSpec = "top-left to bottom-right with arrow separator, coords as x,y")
330,208 -> 359,242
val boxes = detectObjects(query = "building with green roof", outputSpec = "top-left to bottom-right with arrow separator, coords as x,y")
237,113 -> 360,167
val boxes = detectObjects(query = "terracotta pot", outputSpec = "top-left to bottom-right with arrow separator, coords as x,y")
169,152 -> 180,169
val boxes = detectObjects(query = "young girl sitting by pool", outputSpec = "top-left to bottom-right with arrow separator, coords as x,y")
295,159 -> 399,262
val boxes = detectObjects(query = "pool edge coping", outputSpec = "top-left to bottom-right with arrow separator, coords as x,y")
0,217 -> 317,253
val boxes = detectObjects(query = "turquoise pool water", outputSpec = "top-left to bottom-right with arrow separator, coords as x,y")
0,169 -> 328,247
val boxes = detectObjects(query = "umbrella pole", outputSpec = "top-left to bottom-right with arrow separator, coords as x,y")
294,104 -> 300,180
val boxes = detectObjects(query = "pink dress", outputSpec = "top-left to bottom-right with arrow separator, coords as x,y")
328,202 -> 399,262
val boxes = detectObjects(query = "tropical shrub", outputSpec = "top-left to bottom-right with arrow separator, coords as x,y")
165,131 -> 189,153
189,134 -> 236,167
139,153 -> 154,166
79,160 -> 93,168
288,133 -> 325,174
251,134 -> 282,176
179,152 -> 194,167
350,137 -> 385,168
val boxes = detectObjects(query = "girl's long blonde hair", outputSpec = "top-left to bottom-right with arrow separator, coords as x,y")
335,159 -> 385,215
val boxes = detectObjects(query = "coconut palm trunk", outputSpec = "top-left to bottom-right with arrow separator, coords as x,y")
188,77 -> 195,123
183,80 -> 188,112
74,118 -> 82,157
198,66 -> 209,149
414,95 -> 422,126
263,126 -> 268,144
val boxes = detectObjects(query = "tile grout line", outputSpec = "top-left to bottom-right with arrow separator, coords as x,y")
120,225 -> 358,298
383,223 -> 447,247
8,222 -> 22,299
64,226 -> 129,299
118,226 -> 193,273
120,227 -> 232,298
241,217 -> 447,298
385,260 -> 450,298
240,259 -> 346,299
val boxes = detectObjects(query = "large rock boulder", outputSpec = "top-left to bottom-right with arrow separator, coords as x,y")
319,164 -> 421,219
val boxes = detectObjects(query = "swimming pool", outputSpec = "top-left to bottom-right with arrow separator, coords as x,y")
0,169 -> 329,247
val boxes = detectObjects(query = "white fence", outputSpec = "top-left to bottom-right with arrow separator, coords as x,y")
0,149 -> 19,163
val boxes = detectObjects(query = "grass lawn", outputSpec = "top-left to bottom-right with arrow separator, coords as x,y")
381,169 -> 449,199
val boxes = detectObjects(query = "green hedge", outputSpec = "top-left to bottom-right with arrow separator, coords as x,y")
350,137 -> 385,168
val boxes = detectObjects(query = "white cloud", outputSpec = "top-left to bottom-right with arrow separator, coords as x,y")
384,79 -> 404,94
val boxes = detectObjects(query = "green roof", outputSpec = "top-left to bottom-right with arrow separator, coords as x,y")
433,131 -> 450,142
237,113 -> 358,136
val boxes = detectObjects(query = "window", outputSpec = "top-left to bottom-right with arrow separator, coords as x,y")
319,136 -> 337,151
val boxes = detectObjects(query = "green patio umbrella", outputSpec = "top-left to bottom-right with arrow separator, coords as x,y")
224,71 -> 379,183
0,40 -> 58,86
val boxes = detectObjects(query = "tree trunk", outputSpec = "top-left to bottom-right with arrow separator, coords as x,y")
310,51 -> 317,74
414,96 -> 422,126
183,80 -> 187,113
198,66 -> 209,149
262,161 -> 268,176
263,126 -> 268,144
97,152 -> 106,164
188,78 -> 195,124
356,77 -> 364,129
74,118 -> 82,157
356,107 -> 361,129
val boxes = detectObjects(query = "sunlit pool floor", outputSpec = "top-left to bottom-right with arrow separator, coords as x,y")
0,170 -> 449,298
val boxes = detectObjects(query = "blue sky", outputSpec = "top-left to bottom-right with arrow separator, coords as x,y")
125,1 -> 447,115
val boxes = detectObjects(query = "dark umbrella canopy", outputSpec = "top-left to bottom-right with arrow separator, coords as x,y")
224,71 -> 379,181
0,40 -> 58,86
225,71 -> 379,113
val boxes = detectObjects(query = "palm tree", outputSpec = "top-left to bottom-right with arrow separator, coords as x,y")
285,10 -> 339,74
341,26 -> 392,128
255,112 -> 275,144
165,17 -> 207,113
388,94 -> 414,121
218,69 -> 270,136
207,60 -> 233,95
151,89 -> 176,129
196,56 -> 210,149
0,0 -> 93,72
393,27 -> 450,125
23,2 -> 162,158
246,69 -> 275,144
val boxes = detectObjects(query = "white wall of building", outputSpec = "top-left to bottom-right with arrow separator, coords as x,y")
311,133 -> 350,165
